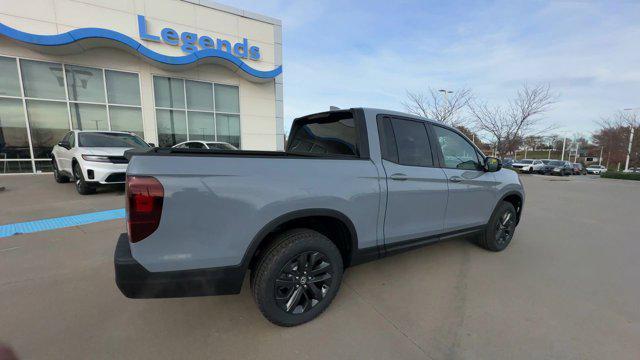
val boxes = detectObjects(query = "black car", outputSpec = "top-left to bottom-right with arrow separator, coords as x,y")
541,160 -> 573,176
572,163 -> 586,175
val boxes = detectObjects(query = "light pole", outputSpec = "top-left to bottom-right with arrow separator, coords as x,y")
438,89 -> 453,103
623,108 -> 638,172
561,137 -> 567,161
598,146 -> 603,165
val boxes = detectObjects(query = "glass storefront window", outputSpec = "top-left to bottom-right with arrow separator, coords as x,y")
20,60 -> 66,100
154,76 -> 240,148
0,56 -> 21,97
26,100 -> 70,158
109,106 -> 144,137
70,103 -> 108,131
154,77 -> 185,109
216,114 -> 240,148
65,65 -> 105,103
156,109 -> 187,147
35,160 -> 54,173
187,111 -> 215,141
186,80 -> 214,111
0,57 -> 144,173
106,70 -> 141,106
1,161 -> 33,174
215,84 -> 239,113
0,98 -> 31,159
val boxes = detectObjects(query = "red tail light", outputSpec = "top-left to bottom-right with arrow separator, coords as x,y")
126,176 -> 164,243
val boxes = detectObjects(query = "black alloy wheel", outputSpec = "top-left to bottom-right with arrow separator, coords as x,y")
495,210 -> 516,247
74,163 -> 95,195
475,201 -> 517,252
274,251 -> 334,314
252,229 -> 344,326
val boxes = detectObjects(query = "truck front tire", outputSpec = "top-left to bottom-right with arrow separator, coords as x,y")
476,202 -> 517,252
251,229 -> 344,327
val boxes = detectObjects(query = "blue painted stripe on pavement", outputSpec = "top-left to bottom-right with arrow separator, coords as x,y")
0,209 -> 125,238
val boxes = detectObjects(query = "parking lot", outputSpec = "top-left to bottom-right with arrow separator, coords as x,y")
1,174 -> 639,359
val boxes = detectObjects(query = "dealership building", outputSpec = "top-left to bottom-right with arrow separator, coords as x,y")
0,0 -> 283,174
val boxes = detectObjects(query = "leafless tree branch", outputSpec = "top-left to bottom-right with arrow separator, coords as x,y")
468,83 -> 558,155
402,88 -> 473,127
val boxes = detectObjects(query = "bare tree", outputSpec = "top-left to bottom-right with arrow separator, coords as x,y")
469,84 -> 557,155
403,88 -> 473,127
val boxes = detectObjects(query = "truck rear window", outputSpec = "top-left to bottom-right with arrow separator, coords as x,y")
287,112 -> 358,156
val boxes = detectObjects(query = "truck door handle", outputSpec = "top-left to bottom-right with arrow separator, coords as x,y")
449,176 -> 463,183
390,173 -> 408,181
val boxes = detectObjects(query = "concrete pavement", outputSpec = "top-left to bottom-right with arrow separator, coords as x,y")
0,174 -> 638,359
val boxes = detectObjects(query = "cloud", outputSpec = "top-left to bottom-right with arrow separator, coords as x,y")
219,0 -> 640,135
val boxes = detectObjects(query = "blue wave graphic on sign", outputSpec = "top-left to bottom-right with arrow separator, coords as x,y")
0,23 -> 282,80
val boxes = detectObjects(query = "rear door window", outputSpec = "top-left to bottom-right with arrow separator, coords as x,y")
390,118 -> 433,167
288,112 -> 358,156
377,116 -> 434,167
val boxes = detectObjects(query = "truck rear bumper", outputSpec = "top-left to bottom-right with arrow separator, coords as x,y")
114,233 -> 245,298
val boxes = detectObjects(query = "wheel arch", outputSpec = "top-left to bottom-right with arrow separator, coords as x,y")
242,209 -> 359,272
499,191 -> 524,224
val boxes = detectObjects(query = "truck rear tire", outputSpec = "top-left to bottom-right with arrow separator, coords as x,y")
251,229 -> 343,327
476,202 -> 517,252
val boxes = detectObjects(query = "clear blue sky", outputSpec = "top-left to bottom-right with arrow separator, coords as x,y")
220,0 -> 640,136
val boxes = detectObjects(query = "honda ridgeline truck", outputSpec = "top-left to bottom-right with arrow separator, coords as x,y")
115,108 -> 524,326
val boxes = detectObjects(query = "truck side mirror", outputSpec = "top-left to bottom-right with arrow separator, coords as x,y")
58,141 -> 70,149
484,157 -> 502,172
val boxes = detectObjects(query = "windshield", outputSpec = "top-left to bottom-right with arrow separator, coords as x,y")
549,160 -> 564,166
206,142 -> 237,150
78,132 -> 149,148
518,160 -> 533,164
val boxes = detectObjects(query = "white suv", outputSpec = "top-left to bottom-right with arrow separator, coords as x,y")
512,159 -> 545,173
586,164 -> 607,175
51,131 -> 150,195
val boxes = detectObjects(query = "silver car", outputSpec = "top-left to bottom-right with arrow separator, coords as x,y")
172,140 -> 237,150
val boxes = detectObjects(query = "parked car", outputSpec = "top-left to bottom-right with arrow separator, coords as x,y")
622,166 -> 640,173
586,164 -> 607,174
51,131 -> 151,195
511,159 -> 545,173
572,163 -> 586,175
172,141 -> 238,150
502,157 -> 514,167
114,108 -> 525,326
541,160 -> 572,176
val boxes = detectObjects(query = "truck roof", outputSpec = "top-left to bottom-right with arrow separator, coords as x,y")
297,107 -> 455,131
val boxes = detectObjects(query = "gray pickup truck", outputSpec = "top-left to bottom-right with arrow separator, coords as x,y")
115,108 -> 524,326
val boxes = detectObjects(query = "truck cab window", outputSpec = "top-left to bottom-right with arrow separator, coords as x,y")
433,126 -> 481,170
288,112 -> 358,156
378,117 -> 433,167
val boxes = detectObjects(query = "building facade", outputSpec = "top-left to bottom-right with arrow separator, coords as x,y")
0,0 -> 283,174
